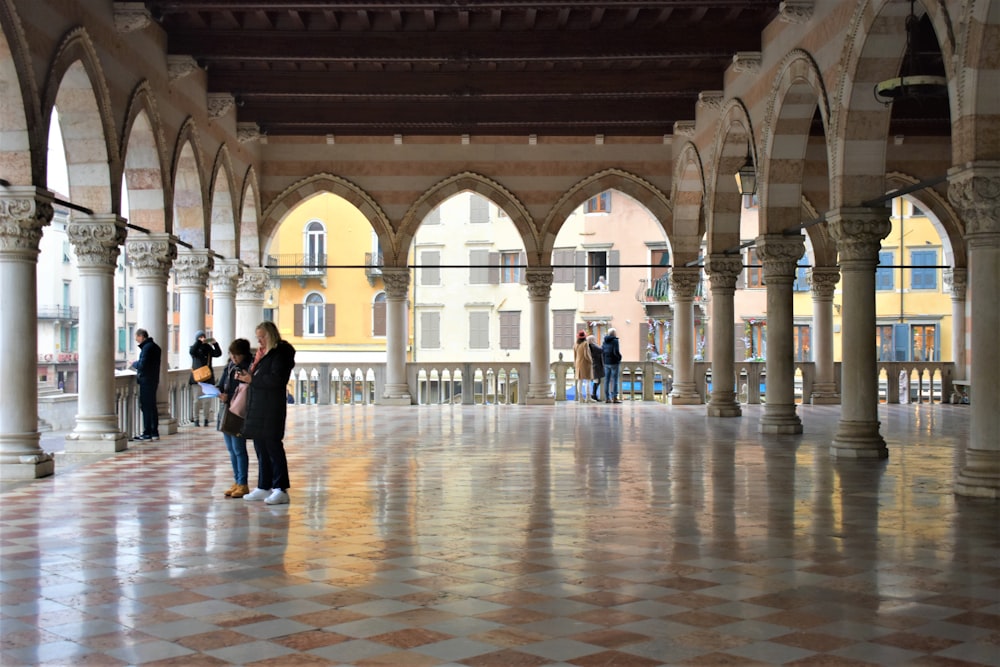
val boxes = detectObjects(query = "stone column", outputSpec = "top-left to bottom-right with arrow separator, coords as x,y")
0,187 -> 55,479
943,268 -> 967,382
127,234 -> 177,435
756,234 -> 806,434
381,268 -> 412,405
948,163 -> 1000,498
705,254 -> 743,417
174,248 -> 214,359
210,258 -> 241,348
669,267 -> 702,404
65,215 -> 128,454
526,269 -> 555,404
809,267 -> 841,404
827,208 -> 891,458
235,267 -> 270,342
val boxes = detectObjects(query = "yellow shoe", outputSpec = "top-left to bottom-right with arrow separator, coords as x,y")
230,484 -> 251,498
223,483 -> 238,497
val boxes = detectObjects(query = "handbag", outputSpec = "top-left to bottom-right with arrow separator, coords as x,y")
192,365 -> 212,383
219,404 -> 244,436
229,381 -> 249,418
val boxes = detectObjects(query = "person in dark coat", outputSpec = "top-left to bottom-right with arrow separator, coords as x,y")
238,321 -> 296,505
602,327 -> 622,403
131,328 -> 161,440
588,335 -> 605,401
189,330 -> 223,427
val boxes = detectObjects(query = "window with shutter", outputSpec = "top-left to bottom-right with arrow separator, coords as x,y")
500,311 -> 520,349
420,250 -> 441,285
469,194 -> 489,223
469,249 -> 489,284
876,251 -> 894,291
469,311 -> 490,349
552,310 -> 575,349
421,311 -> 440,348
373,293 -> 386,337
910,249 -> 937,290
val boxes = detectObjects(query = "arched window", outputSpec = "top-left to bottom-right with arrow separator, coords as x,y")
373,292 -> 387,337
304,220 -> 326,272
305,292 -> 325,335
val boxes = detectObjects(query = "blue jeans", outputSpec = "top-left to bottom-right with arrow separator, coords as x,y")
604,364 -> 620,401
223,432 -> 249,485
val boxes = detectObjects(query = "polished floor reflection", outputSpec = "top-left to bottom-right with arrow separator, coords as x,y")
2,403 -> 998,666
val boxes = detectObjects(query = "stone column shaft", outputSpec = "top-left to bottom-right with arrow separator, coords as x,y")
828,208 -> 891,458
235,268 -> 270,342
705,255 -> 743,417
944,268 -> 967,382
669,267 -> 701,404
174,248 -> 214,357
809,267 -> 841,404
382,268 -> 412,404
526,269 -> 554,404
65,215 -> 128,454
0,187 -> 55,479
210,259 -> 242,349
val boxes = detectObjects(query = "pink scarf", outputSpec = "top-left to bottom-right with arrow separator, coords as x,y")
250,345 -> 267,374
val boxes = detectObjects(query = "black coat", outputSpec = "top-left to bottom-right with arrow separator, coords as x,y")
589,342 -> 605,379
132,338 -> 161,387
189,339 -> 222,384
602,334 -> 622,365
241,341 -> 296,440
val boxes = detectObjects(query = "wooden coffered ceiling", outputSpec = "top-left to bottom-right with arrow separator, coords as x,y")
139,1 -> 785,137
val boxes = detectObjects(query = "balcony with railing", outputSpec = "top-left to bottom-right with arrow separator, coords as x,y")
266,254 -> 327,287
37,305 -> 80,321
365,252 -> 383,286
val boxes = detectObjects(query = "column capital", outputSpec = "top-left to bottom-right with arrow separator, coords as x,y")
943,268 -> 968,300
0,187 -> 54,259
826,208 -> 891,262
526,268 -> 553,299
756,233 -> 805,283
808,267 -> 840,300
948,162 -> 1000,242
210,258 -> 243,294
705,254 -> 743,293
236,266 -> 271,300
381,268 -> 410,299
173,248 -> 214,288
669,267 -> 701,300
68,215 -> 127,268
126,233 -> 177,282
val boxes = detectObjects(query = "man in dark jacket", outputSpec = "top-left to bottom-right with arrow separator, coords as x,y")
131,328 -> 161,440
602,328 -> 622,403
190,330 -> 222,426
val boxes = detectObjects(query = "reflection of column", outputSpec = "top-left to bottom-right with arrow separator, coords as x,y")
809,267 -> 840,404
757,233 -> 805,434
943,268 -> 967,382
669,267 -> 701,404
526,269 -> 554,404
705,255 -> 742,417
948,164 -> 1000,498
174,248 -> 214,358
828,208 -> 891,458
127,234 -> 177,435
65,215 -> 128,454
0,187 -> 55,479
210,259 -> 241,348
235,267 -> 269,341
381,268 -> 411,405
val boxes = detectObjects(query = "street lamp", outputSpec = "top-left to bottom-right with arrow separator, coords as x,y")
735,142 -> 757,196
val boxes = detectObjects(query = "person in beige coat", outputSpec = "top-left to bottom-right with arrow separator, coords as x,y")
574,330 -> 593,402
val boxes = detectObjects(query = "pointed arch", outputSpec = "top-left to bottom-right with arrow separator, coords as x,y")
706,99 -> 753,254
239,167 -> 261,266
0,0 -> 41,185
887,171 -> 966,269
208,144 -> 237,258
121,81 -> 168,232
953,0 -> 999,163
171,118 -> 207,246
673,141 -> 707,258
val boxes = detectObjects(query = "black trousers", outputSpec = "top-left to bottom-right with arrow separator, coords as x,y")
253,436 -> 290,491
139,384 -> 159,436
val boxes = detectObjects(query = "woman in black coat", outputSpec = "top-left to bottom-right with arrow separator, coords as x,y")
237,321 -> 296,505
588,335 -> 605,401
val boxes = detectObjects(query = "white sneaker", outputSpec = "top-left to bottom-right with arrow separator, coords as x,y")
264,489 -> 289,505
243,487 -> 270,501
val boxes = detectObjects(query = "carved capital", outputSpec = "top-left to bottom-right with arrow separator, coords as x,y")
237,122 -> 261,143
827,208 -> 891,263
210,259 -> 243,294
207,93 -> 235,119
167,55 -> 199,81
126,233 -> 177,281
697,91 -> 724,111
670,267 -> 702,299
948,163 -> 1000,240
705,254 -> 744,293
943,268 -> 968,300
732,51 -> 762,74
173,249 -> 214,288
756,233 -> 805,282
808,267 -> 840,299
236,267 -> 271,300
673,121 -> 696,137
382,268 -> 410,299
114,2 -> 152,33
526,269 -> 553,299
68,216 -> 126,268
0,187 -> 54,258
779,0 -> 814,23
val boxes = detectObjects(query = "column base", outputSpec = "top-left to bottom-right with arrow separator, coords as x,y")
526,383 -> 554,405
707,398 -> 742,418
831,420 -> 888,459
159,416 -> 179,435
381,383 -> 412,406
810,384 -> 841,405
954,449 -> 1000,499
669,383 -> 702,405
0,448 -> 55,480
760,404 -> 803,434
64,430 -> 128,454
380,396 -> 413,406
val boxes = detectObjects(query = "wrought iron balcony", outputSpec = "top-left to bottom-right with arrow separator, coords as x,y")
364,252 -> 384,286
637,275 -> 671,303
266,254 -> 327,286
37,305 -> 80,321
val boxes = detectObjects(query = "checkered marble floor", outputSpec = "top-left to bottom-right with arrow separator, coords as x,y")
2,403 -> 998,666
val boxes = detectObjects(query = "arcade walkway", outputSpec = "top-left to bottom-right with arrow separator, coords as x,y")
1,404 -> 998,666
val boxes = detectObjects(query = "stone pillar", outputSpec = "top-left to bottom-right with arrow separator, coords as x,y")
827,208 -> 891,458
65,215 -> 128,454
174,248 -> 214,360
757,234 -> 806,434
381,268 -> 412,405
948,163 -> 1000,498
669,267 -> 702,404
210,258 -> 241,349
809,267 -> 841,404
526,269 -> 555,404
127,234 -> 177,435
943,268 -> 967,382
705,254 -> 743,417
235,267 -> 270,342
0,187 -> 55,479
